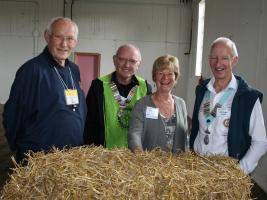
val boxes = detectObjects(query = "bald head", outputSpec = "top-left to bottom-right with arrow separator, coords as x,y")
116,44 -> 141,62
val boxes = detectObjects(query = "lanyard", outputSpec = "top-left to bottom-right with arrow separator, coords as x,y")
202,88 -> 233,145
54,66 -> 79,109
54,66 -> 76,90
203,88 -> 233,132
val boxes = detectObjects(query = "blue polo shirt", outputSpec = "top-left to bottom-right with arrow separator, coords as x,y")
3,47 -> 87,160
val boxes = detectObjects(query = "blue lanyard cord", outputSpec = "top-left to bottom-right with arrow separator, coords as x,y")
203,88 -> 233,127
68,67 -> 76,90
54,66 -> 76,90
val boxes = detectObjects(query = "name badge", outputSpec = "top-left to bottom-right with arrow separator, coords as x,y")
217,108 -> 230,117
65,89 -> 79,105
146,106 -> 159,119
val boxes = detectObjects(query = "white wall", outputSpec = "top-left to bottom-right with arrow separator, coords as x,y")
0,1 -> 38,103
0,0 -> 64,103
200,0 -> 267,192
0,0 -> 192,104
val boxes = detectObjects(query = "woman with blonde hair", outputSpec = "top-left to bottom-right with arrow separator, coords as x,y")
128,55 -> 188,153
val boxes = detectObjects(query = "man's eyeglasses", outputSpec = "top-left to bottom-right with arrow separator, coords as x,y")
116,56 -> 140,65
51,34 -> 76,44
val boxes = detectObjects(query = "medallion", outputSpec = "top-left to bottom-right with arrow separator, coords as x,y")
204,128 -> 210,145
204,135 -> 209,145
110,82 -> 137,129
117,108 -> 131,129
223,118 -> 230,127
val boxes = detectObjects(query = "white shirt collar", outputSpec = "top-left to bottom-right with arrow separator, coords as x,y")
207,74 -> 238,93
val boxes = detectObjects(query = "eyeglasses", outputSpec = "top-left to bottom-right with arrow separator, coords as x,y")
116,56 -> 140,65
51,34 -> 76,44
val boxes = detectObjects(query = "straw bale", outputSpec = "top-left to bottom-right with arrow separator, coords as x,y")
1,146 -> 252,200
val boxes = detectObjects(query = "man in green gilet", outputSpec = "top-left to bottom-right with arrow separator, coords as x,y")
84,44 -> 152,148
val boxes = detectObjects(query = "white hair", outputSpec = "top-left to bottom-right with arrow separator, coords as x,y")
211,37 -> 238,57
45,17 -> 79,40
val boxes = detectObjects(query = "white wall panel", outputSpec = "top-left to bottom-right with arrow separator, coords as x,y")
0,1 -> 37,103
134,42 -> 166,90
0,0 -> 65,103
0,1 -> 37,36
171,43 -> 190,100
250,0 -> 267,192
168,5 -> 192,43
0,37 -> 35,103
73,2 -> 168,42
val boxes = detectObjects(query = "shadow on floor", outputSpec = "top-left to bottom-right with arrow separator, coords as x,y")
0,104 -> 13,190
251,181 -> 267,200
0,141 -> 13,190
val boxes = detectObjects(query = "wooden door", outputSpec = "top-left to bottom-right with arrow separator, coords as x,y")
74,52 -> 100,97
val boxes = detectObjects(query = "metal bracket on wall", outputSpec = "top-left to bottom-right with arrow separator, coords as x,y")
64,0 -> 75,18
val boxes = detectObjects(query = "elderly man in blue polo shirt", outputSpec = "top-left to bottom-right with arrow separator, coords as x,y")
3,17 -> 87,164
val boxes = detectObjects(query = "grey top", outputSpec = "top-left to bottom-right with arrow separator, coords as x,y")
128,95 -> 188,153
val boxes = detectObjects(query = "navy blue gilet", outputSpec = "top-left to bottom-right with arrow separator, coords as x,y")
190,75 -> 263,160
